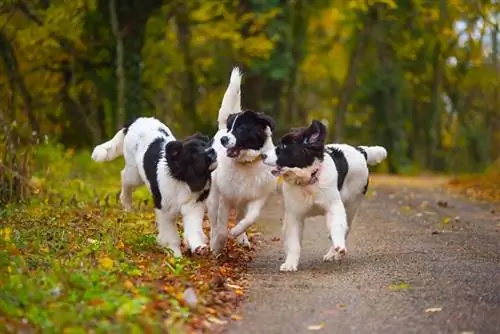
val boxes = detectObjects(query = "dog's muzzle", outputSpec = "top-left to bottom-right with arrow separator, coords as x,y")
271,166 -> 283,177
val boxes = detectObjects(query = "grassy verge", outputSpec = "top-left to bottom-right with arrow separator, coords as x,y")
446,165 -> 500,203
0,144 -> 250,333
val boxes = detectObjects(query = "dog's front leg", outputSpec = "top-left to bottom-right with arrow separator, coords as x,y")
210,198 -> 229,254
229,198 -> 266,242
280,211 -> 303,272
323,199 -> 348,262
155,209 -> 182,257
181,203 -> 208,256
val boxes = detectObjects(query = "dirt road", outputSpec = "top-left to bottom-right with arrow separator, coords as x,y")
228,176 -> 500,334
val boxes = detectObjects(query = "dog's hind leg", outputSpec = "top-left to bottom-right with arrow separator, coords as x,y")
120,166 -> 142,211
210,198 -> 230,254
229,198 -> 266,239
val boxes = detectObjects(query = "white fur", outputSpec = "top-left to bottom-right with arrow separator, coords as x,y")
91,117 -> 211,257
264,143 -> 386,272
208,67 -> 277,252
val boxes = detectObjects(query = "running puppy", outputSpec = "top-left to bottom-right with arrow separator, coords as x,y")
262,120 -> 387,271
208,67 -> 277,253
91,117 -> 218,257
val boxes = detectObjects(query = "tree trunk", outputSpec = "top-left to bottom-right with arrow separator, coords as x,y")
174,3 -> 199,134
109,0 -> 126,129
0,32 -> 40,138
334,10 -> 375,142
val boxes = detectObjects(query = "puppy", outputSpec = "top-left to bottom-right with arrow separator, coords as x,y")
208,67 -> 278,253
262,120 -> 387,271
91,117 -> 217,257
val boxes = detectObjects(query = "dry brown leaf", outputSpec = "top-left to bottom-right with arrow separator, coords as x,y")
307,323 -> 325,331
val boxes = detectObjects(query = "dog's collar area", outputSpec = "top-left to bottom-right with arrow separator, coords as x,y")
236,154 -> 263,165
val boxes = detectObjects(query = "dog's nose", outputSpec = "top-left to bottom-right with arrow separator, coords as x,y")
220,136 -> 229,146
261,153 -> 267,160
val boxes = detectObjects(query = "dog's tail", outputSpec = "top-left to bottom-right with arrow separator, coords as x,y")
91,129 -> 126,162
358,146 -> 387,166
217,67 -> 242,130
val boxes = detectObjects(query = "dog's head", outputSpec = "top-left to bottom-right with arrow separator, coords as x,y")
165,132 -> 218,192
263,120 -> 326,183
219,110 -> 276,161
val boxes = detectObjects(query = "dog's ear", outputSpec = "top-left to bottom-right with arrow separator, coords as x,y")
165,141 -> 183,159
189,132 -> 210,143
303,120 -> 326,145
256,113 -> 276,132
226,113 -> 238,130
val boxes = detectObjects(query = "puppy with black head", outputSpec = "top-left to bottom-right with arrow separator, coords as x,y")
208,67 -> 278,253
262,120 -> 387,271
91,117 -> 217,257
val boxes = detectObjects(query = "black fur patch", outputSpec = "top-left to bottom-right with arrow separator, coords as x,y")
274,120 -> 326,169
158,128 -> 170,138
225,110 -> 275,151
362,177 -> 369,195
123,116 -> 139,135
196,177 -> 211,202
143,137 -> 164,209
355,146 -> 369,194
165,133 -> 217,194
355,146 -> 368,161
325,147 -> 349,191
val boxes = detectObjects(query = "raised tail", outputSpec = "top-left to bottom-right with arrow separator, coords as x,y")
217,67 -> 242,130
358,145 -> 387,166
91,129 -> 126,162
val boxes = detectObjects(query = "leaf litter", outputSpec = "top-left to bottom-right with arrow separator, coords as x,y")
0,163 -> 252,333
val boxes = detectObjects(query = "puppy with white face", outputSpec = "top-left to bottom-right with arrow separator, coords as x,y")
263,120 -> 387,271
208,67 -> 278,253
91,117 -> 218,257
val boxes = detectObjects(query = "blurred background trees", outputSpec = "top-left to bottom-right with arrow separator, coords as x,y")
0,0 -> 498,187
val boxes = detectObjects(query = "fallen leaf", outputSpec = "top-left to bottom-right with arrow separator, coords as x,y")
117,240 -> 125,249
124,280 -> 134,290
389,281 -> 411,291
98,256 -> 114,269
437,200 -> 448,207
307,323 -> 325,331
424,307 -> 442,313
207,316 -> 227,325
183,287 -> 198,308
336,303 -> 347,310
271,236 -> 280,241
226,283 -> 243,290
230,314 -> 242,321
442,217 -> 452,224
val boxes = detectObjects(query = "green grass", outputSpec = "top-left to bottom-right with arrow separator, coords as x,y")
0,144 -> 246,333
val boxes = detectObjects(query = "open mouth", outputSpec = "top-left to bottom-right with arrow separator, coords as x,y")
271,166 -> 283,176
226,148 -> 241,158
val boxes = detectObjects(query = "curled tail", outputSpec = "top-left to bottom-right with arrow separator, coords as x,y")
91,129 -> 126,162
357,145 -> 387,166
217,67 -> 242,130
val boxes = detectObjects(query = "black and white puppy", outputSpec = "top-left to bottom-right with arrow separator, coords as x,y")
91,117 -> 217,257
262,120 -> 387,271
208,67 -> 278,253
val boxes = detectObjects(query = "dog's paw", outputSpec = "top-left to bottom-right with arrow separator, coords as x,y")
235,233 -> 252,249
322,247 -> 336,262
193,244 -> 209,257
279,261 -> 298,272
334,246 -> 347,261
210,234 -> 227,254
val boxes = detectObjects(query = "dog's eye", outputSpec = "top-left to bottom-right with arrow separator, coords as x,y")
280,144 -> 287,149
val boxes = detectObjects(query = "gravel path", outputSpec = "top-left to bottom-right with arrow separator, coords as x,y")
228,176 -> 500,334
